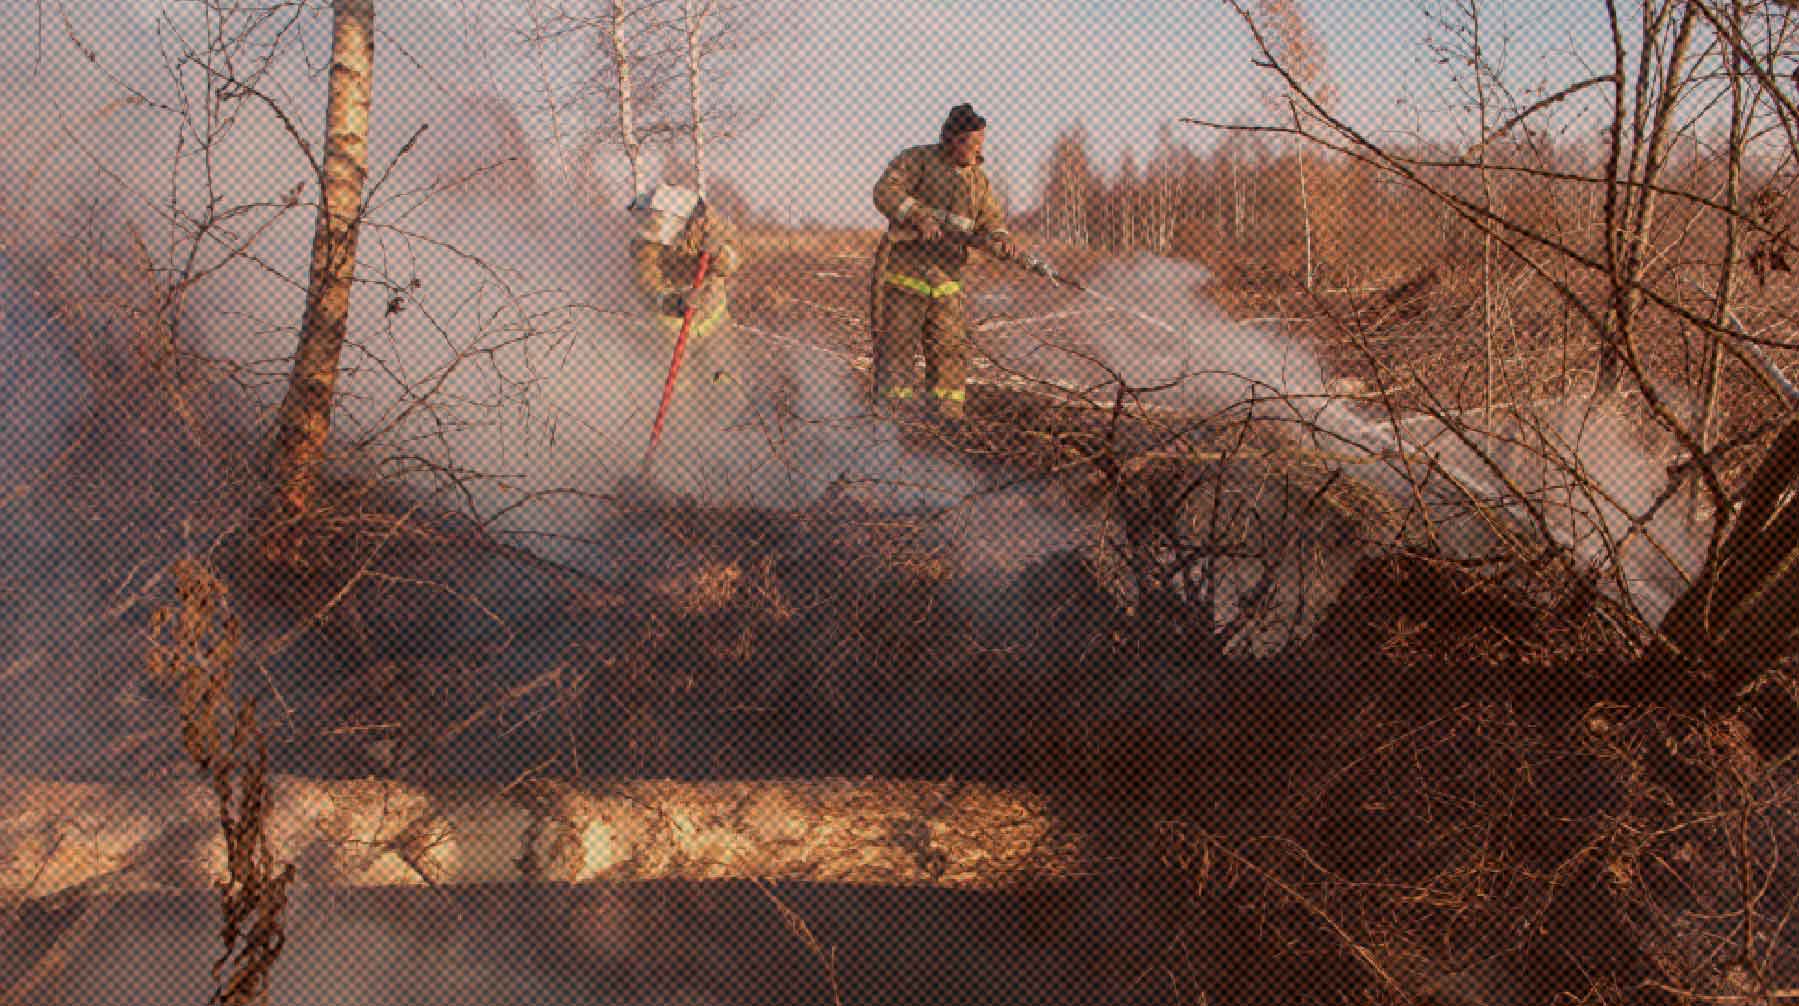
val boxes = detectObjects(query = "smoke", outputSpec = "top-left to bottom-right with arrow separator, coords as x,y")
0,9 -> 1711,1000
0,0 -> 1702,679
0,1 -> 1077,558
18,889 -> 731,1006
0,264 -> 85,484
1454,397 -> 1706,620
0,265 -> 98,772
1063,255 -> 1322,410
0,0 -> 1095,779
981,252 -> 1705,626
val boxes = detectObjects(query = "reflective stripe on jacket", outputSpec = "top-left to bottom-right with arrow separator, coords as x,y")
883,272 -> 962,299
651,300 -> 730,339
633,219 -> 740,339
871,144 -> 1009,285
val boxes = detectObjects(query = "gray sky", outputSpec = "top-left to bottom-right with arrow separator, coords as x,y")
90,0 -> 1614,225
708,0 -> 1615,224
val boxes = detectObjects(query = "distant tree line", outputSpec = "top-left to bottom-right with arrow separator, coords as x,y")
1016,121 -> 1794,293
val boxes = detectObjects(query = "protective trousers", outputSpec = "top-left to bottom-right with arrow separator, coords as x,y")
873,287 -> 968,408
649,314 -> 750,417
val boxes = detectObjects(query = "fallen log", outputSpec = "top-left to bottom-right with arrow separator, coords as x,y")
0,775 -> 1084,899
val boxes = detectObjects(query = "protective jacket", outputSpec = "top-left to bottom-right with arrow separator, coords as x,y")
872,144 -> 1010,298
633,206 -> 742,341
868,143 -> 1011,409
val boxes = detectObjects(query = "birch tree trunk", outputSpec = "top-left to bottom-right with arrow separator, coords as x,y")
607,0 -> 646,198
1296,146 -> 1314,291
266,0 -> 376,528
0,776 -> 1083,900
679,0 -> 712,195
1231,156 -> 1245,241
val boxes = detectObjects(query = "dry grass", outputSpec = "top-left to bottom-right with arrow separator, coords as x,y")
737,225 -> 880,265
146,559 -> 292,1006
13,177 -> 1799,1004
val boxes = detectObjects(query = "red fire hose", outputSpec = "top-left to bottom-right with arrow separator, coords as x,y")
638,250 -> 713,478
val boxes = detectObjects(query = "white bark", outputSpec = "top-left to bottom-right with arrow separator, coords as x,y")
679,0 -> 712,195
1298,154 -> 1314,289
0,775 -> 1083,900
1231,155 -> 1245,240
606,0 -> 646,197
1150,174 -> 1175,254
268,0 -> 376,524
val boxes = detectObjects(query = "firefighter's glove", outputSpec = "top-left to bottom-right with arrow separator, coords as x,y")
683,283 -> 725,318
984,232 -> 1017,260
1017,251 -> 1055,281
692,209 -> 732,254
910,210 -> 943,243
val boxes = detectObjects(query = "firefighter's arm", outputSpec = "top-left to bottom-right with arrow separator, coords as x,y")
872,152 -> 946,236
634,242 -> 685,314
684,208 -> 742,277
705,243 -> 741,278
872,149 -> 924,225
973,176 -> 1015,259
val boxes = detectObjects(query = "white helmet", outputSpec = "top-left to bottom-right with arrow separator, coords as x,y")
627,183 -> 702,245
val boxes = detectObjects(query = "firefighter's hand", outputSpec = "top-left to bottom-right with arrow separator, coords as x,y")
683,283 -> 725,318
984,232 -> 1016,260
911,211 -> 943,242
693,210 -> 731,253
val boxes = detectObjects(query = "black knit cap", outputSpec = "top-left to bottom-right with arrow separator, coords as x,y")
940,103 -> 987,140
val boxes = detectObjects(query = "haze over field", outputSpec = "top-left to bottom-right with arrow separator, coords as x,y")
6,1 -> 1798,1004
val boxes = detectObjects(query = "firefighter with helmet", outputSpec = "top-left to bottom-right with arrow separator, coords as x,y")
869,103 -> 1016,422
627,183 -> 745,393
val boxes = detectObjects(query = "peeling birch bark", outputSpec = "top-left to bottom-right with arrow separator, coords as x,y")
0,776 -> 1083,899
267,0 -> 376,524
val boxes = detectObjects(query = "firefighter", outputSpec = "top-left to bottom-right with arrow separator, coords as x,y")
627,183 -> 744,393
869,103 -> 1016,422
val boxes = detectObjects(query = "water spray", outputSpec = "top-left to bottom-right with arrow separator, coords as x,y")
1007,250 -> 1188,339
998,248 -> 1542,559
884,228 -> 1194,339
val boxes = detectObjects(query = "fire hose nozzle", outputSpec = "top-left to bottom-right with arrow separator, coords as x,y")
1015,251 -> 1057,281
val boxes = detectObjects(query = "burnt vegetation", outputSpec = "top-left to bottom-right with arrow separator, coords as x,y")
14,0 -> 1799,1004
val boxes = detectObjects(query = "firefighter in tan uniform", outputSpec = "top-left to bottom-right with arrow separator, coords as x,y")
870,104 -> 1016,421
627,183 -> 744,393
